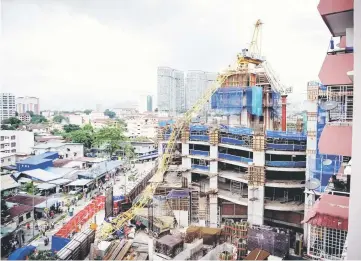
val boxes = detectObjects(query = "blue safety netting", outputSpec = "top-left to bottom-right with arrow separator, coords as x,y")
159,120 -> 174,127
267,144 -> 306,151
211,87 -> 244,114
266,130 -> 307,141
272,91 -> 281,118
190,150 -> 209,157
220,125 -> 253,135
190,135 -> 209,141
266,161 -> 306,168
220,137 -> 246,146
246,87 -> 263,116
219,153 -> 252,164
113,195 -> 125,202
190,125 -> 208,131
8,246 -> 36,260
191,165 -> 210,171
167,189 -> 190,199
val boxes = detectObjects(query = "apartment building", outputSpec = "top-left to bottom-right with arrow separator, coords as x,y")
32,142 -> 84,159
0,93 -> 16,122
0,130 -> 34,154
303,0 -> 355,259
17,113 -> 31,123
125,115 -> 157,139
16,96 -> 40,114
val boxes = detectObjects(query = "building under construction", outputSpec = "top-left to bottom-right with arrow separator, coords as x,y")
156,20 -> 306,248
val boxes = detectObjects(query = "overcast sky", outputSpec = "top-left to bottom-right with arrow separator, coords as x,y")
1,0 -> 331,110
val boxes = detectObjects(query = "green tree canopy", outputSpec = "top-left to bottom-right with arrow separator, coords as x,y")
84,109 -> 92,115
94,126 -> 127,156
63,124 -> 81,133
26,110 -> 35,117
2,117 -> 22,129
31,114 -> 48,123
53,115 -> 68,123
104,109 -> 116,119
29,250 -> 58,260
67,129 -> 93,148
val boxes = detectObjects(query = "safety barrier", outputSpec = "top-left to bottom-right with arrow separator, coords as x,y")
54,195 -> 105,239
190,125 -> 209,131
218,153 -> 252,164
190,135 -> 209,141
220,125 -> 253,136
265,161 -> 306,168
191,165 -> 210,171
266,130 -> 307,141
220,137 -> 246,146
267,144 -> 306,151
190,150 -> 209,157
211,87 -> 244,114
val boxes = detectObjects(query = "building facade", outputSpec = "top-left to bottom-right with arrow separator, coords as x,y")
157,67 -> 185,115
16,96 -> 40,115
0,130 -> 34,154
185,71 -> 217,113
0,93 -> 16,122
303,0 -> 355,259
147,95 -> 153,112
32,142 -> 84,160
17,113 -> 31,123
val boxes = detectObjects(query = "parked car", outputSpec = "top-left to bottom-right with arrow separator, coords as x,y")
69,188 -> 83,195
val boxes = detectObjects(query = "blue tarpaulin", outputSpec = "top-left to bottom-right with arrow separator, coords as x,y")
191,165 -> 209,171
159,120 -> 174,127
219,153 -> 252,163
167,189 -> 190,199
113,195 -> 125,202
8,245 -> 36,260
190,150 -> 209,156
190,125 -> 208,131
220,137 -> 246,146
190,135 -> 209,141
266,130 -> 307,141
211,87 -> 244,114
220,125 -> 253,136
252,87 -> 263,116
51,235 -> 71,252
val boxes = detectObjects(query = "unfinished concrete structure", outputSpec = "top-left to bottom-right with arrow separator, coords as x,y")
157,52 -> 306,237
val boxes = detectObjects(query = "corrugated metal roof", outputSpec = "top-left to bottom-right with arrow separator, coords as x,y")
0,175 -> 20,191
48,178 -> 72,185
6,195 -> 46,206
17,152 -> 58,165
8,205 -> 33,219
67,179 -> 93,186
319,53 -> 354,85
77,160 -> 122,178
302,193 -> 349,230
20,169 -> 62,182
32,142 -> 64,149
318,125 -> 352,156
36,183 -> 56,190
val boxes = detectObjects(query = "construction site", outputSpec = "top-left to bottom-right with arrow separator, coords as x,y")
50,0 -> 356,257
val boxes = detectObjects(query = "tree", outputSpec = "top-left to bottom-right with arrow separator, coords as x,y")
25,182 -> 35,194
104,109 -> 116,119
131,136 -> 150,142
1,198 -> 9,222
67,129 -> 94,148
53,115 -> 68,123
31,114 -> 48,123
29,250 -> 58,260
94,126 -> 127,156
2,117 -> 22,129
84,109 -> 92,115
63,124 -> 81,133
116,119 -> 127,129
1,124 -> 15,130
26,111 -> 34,117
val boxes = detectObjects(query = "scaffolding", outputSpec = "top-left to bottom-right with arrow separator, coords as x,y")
191,190 -> 200,223
181,126 -> 190,143
209,128 -> 220,145
222,220 -> 248,259
247,165 -> 265,187
252,134 -> 265,151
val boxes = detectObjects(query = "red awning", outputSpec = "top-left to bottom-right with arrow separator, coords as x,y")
318,0 -> 354,16
318,125 -> 352,156
319,53 -> 354,86
302,194 -> 349,230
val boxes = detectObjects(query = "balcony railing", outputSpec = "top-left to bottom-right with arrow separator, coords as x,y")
191,164 -> 210,171
189,150 -> 210,157
265,161 -> 306,168
267,144 -> 306,151
220,137 -> 246,146
190,135 -> 209,142
219,153 -> 252,164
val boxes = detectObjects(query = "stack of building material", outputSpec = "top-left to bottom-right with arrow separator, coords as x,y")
185,226 -> 222,247
154,234 -> 184,258
222,220 -> 248,258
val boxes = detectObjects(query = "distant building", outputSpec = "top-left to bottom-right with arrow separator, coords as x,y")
16,96 -> 40,114
68,114 -> 84,125
0,130 -> 34,154
0,153 -> 16,167
157,67 -> 185,115
17,113 -> 31,123
147,95 -> 153,112
41,110 -> 55,119
0,93 -> 16,122
31,142 -> 84,160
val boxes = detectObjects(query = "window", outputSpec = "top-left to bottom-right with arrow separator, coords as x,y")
11,149 -> 16,153
0,136 -> 4,141
1,159 -> 3,163
11,136 -> 15,140
26,212 -> 31,219
19,216 -> 24,223
8,158 -> 11,162
11,142 -> 16,147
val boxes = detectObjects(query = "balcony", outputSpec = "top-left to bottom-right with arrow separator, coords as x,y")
318,0 -> 354,37
218,170 -> 248,184
191,164 -> 210,175
264,199 -> 304,212
219,153 -> 252,164
319,53 -> 354,86
218,188 -> 248,206
265,180 -> 305,188
265,161 -> 306,168
189,150 -> 210,157
266,144 -> 306,152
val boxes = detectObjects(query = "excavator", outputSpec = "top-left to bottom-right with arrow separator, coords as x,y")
96,19 -> 292,241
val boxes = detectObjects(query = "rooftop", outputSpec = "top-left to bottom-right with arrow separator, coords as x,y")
77,160 -> 122,178
53,159 -> 73,167
6,195 -> 46,206
67,179 -> 93,186
302,193 -> 349,230
0,175 -> 20,191
8,205 -> 33,219
17,151 -> 58,165
20,169 -> 62,182
32,142 -> 65,149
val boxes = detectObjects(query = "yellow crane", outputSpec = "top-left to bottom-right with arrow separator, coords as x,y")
97,20 -> 264,240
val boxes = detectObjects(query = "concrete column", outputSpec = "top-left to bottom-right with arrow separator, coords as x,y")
209,194 -> 218,228
248,150 -> 265,226
158,142 -> 164,156
182,143 -> 190,155
209,161 -> 218,175
209,145 -> 218,159
181,143 -> 191,173
347,2 -> 360,259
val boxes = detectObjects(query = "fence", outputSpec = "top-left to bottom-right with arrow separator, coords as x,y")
191,165 -> 210,171
266,130 -> 307,141
219,153 -> 252,164
267,144 -> 306,151
265,161 -> 306,168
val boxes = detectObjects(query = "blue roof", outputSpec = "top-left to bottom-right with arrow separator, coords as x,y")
8,245 -> 36,260
17,152 -> 58,165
